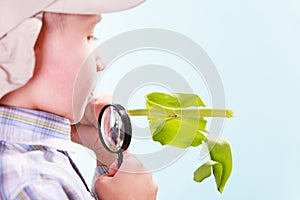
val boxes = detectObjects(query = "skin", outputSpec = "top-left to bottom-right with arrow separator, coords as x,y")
0,13 -> 158,199
95,153 -> 158,200
1,13 -> 100,122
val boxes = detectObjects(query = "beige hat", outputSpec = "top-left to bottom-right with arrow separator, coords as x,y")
0,0 -> 145,38
0,0 -> 144,99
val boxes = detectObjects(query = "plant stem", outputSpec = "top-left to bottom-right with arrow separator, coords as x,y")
127,109 -> 149,116
127,108 -> 234,118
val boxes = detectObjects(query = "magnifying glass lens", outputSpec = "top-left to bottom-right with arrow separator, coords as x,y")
100,106 -> 125,153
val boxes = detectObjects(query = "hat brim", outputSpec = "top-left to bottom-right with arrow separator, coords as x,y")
0,0 -> 54,37
44,0 -> 145,14
0,0 -> 144,37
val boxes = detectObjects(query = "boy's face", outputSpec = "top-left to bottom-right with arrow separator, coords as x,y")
35,13 -> 103,123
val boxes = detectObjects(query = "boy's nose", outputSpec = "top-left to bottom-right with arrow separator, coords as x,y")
96,57 -> 105,71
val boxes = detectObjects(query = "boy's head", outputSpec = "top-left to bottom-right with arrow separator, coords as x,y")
0,0 -> 144,123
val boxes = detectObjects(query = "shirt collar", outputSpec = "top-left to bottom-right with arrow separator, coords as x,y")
0,105 -> 74,150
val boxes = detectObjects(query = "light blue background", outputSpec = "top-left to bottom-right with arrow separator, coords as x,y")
73,0 -> 300,199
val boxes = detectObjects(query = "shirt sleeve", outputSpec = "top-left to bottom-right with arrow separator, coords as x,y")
14,182 -> 68,200
14,180 -> 94,200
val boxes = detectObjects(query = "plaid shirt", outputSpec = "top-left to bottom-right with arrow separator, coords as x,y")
0,105 -> 106,200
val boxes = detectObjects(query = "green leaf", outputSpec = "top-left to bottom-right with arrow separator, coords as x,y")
207,139 -> 233,193
146,92 -> 207,148
151,118 -> 207,147
193,160 -> 222,183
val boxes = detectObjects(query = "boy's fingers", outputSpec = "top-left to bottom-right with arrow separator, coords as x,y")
117,153 -> 149,174
94,175 -> 111,197
94,154 -> 158,200
108,160 -> 118,176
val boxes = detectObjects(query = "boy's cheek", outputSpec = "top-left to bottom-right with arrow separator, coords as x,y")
70,49 -> 99,123
71,84 -> 96,124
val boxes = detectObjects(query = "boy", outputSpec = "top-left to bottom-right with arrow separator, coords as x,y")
0,0 -> 158,199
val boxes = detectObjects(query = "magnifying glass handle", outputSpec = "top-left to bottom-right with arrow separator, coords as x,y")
117,152 -> 123,169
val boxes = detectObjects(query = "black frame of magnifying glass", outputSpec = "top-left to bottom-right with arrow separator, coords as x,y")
98,104 -> 132,165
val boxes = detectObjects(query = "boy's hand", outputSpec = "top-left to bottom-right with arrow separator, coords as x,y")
71,94 -> 117,166
72,95 -> 158,199
94,153 -> 158,200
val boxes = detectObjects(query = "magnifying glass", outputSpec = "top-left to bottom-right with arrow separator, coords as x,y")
98,104 -> 132,168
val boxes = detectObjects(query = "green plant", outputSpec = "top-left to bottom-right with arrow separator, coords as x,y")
128,92 -> 233,193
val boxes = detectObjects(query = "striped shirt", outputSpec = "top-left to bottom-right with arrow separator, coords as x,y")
0,105 -> 106,200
